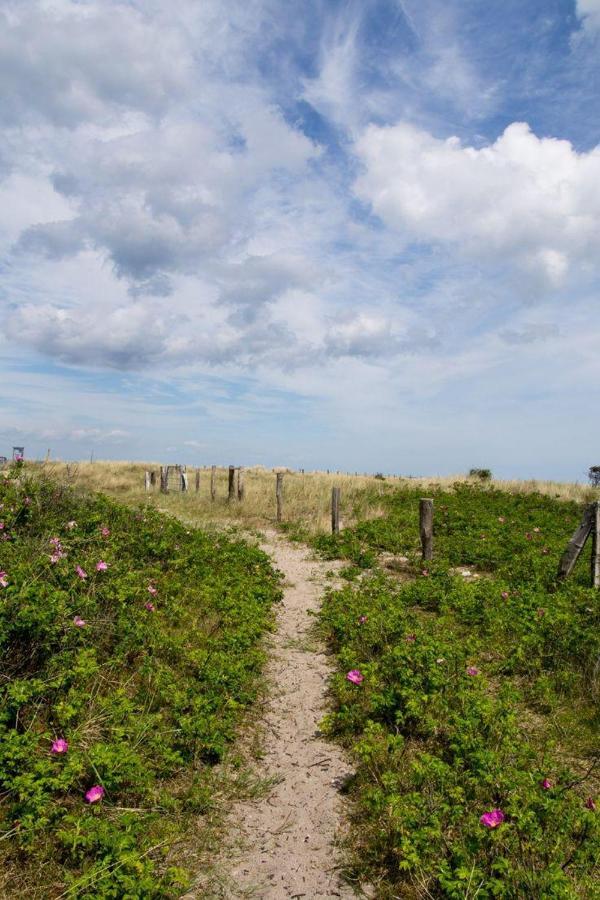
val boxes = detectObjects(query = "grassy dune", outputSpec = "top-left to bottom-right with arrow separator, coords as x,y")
31,460 -> 599,536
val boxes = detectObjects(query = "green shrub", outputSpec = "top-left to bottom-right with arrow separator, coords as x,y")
0,466 -> 281,897
317,482 -> 599,897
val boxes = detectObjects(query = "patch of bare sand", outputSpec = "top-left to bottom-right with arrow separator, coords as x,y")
188,530 -> 364,899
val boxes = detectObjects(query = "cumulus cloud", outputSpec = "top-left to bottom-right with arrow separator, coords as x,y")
577,0 -> 600,33
354,121 -> 600,287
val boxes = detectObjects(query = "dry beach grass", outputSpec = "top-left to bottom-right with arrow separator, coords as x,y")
31,460 -> 598,535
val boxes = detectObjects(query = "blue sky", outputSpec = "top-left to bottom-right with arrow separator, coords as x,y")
1,0 -> 600,478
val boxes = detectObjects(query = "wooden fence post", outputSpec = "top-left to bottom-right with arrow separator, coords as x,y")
237,466 -> 245,501
276,473 -> 284,522
331,486 -> 341,534
591,501 -> 600,588
228,465 -> 236,502
557,504 -> 595,580
160,466 -> 168,494
420,498 -> 434,560
150,470 -> 156,487
195,470 -> 200,493
210,465 -> 216,501
181,471 -> 188,492
144,471 -> 151,492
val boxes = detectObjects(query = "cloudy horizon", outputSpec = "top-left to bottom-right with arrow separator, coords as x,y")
1,0 -> 600,479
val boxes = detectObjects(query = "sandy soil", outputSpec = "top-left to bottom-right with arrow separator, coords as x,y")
189,530 -> 361,899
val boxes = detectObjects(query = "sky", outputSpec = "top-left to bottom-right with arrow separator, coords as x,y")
1,0 -> 600,478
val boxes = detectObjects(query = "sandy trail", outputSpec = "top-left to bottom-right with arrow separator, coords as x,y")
192,529 -> 359,899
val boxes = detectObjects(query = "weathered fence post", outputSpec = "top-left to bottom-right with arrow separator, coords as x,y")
228,465 -> 236,502
557,504 -> 595,580
276,472 -> 284,522
591,501 -> 600,588
144,471 -> 151,492
181,470 -> 188,492
150,470 -> 156,487
331,486 -> 341,534
210,465 -> 216,501
420,498 -> 434,560
195,470 -> 200,493
160,466 -> 168,494
237,466 -> 245,501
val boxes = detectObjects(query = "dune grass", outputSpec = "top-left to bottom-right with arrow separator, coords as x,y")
28,460 -> 599,537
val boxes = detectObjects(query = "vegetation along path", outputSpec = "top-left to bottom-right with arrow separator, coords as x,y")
194,529 -> 360,899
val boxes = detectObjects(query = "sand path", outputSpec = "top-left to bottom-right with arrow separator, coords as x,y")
191,530 -> 360,899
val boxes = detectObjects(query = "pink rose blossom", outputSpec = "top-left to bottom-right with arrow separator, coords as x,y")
467,666 -> 480,676
421,569 -> 429,576
50,551 -> 67,564
144,601 -> 156,612
95,561 -> 108,572
73,616 -> 87,627
147,584 -> 158,596
585,796 -> 596,811
480,808 -> 505,828
541,778 -> 552,790
85,785 -> 105,803
100,527 -> 110,537
0,571 -> 8,588
49,537 -> 61,547
358,615 -> 368,624
405,633 -> 416,642
501,591 -> 509,599
75,565 -> 87,580
24,497 -> 31,505
51,738 -> 68,754
346,669 -> 364,685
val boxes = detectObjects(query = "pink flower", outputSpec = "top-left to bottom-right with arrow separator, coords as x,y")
144,601 -> 156,612
358,615 -> 368,624
75,565 -> 87,580
95,561 -> 108,572
0,523 -> 4,530
421,569 -> 429,577
467,666 -> 480,676
51,738 -> 68,754
585,797 -> 596,811
73,616 -> 86,627
525,532 -> 533,540
100,527 -> 110,537
0,571 -> 8,588
50,551 -> 66,564
24,497 -> 31,505
480,808 -> 505,828
405,633 -> 416,642
501,591 -> 509,600
540,778 -> 552,790
346,669 -> 364,685
85,785 -> 105,803
147,584 -> 158,596
49,537 -> 62,547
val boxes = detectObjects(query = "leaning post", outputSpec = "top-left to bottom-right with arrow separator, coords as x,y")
591,501 -> 600,588
420,498 -> 434,560
557,504 -> 595,580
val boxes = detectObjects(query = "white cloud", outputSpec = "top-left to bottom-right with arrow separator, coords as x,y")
354,121 -> 600,287
577,0 -> 600,33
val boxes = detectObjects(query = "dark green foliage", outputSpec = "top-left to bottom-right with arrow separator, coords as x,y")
318,483 -> 599,897
469,468 -> 493,480
0,467 -> 281,897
